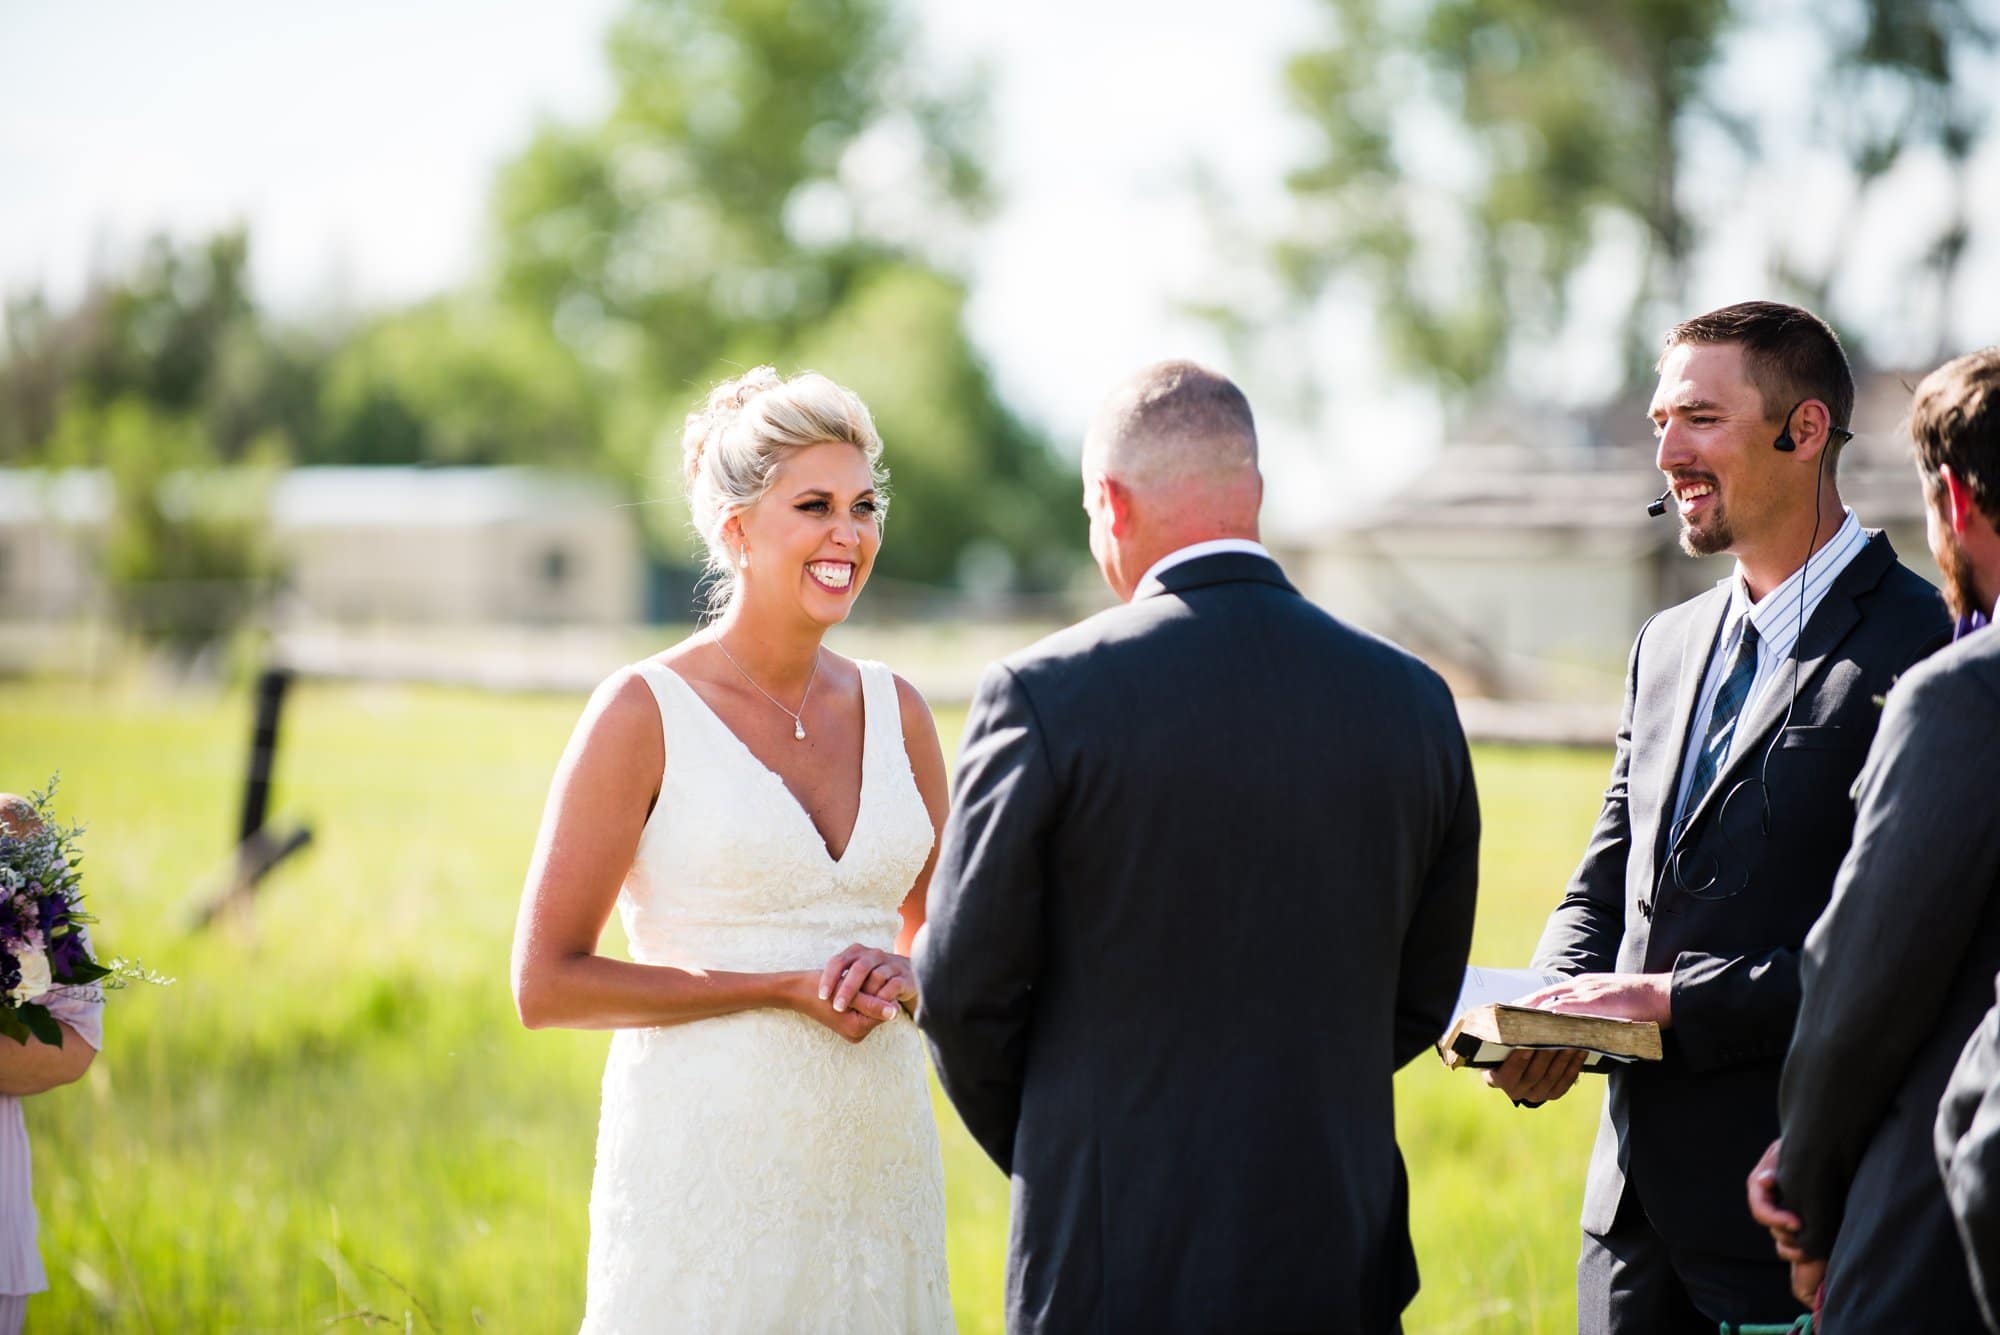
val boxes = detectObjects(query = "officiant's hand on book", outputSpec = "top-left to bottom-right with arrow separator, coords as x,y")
1483,972 -> 1673,1107
1515,971 -> 1675,1027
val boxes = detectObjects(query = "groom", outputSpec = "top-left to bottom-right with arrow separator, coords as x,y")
916,360 -> 1481,1333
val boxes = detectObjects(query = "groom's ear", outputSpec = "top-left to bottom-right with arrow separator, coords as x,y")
1102,476 -> 1136,538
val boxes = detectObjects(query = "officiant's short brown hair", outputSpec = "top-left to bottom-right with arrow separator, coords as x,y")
1662,301 -> 1855,467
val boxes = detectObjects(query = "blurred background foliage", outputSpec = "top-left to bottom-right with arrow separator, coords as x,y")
4,0 -> 1996,652
1267,0 -> 1995,397
0,0 -> 1080,639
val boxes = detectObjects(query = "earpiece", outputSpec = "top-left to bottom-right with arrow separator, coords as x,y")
1774,400 -> 1801,453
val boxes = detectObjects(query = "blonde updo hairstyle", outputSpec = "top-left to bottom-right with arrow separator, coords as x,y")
681,366 -> 889,612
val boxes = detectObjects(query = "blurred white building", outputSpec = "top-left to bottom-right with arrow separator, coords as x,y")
0,470 -> 103,619
1277,379 -> 1939,702
0,466 -> 643,628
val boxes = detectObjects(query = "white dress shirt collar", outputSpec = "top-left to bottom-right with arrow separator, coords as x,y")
1672,509 -> 1869,821
1727,508 -> 1865,640
1134,539 -> 1272,596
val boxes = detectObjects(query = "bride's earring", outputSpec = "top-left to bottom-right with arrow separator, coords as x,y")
738,547 -> 750,570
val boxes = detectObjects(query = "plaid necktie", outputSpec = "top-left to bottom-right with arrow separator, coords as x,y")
1681,620 -> 1761,820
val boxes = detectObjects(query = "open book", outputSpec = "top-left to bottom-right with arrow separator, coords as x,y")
1436,966 -> 1664,1071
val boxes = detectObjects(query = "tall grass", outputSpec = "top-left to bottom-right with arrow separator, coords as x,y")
2,678 -> 1609,1331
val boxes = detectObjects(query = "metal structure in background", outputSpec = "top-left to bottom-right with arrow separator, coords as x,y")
190,666 -> 312,928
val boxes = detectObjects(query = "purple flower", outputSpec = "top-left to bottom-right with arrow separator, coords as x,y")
50,932 -> 89,980
36,892 -> 68,936
0,895 -> 32,944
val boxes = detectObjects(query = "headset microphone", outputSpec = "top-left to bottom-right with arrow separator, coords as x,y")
1647,490 -> 1671,518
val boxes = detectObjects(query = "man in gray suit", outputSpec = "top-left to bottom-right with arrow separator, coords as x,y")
1491,302 -> 1948,1332
1939,975 -> 2000,1333
1749,345 -> 2000,1330
915,361 -> 1480,1333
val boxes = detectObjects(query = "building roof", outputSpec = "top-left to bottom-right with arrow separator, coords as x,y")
1314,444 -> 1928,550
269,467 -> 629,527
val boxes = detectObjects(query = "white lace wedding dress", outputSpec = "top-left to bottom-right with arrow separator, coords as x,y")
580,658 -> 954,1334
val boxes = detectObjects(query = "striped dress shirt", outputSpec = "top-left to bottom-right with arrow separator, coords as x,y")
1673,509 -> 1870,823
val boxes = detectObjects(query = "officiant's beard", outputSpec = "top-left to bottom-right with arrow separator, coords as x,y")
1679,508 -> 1733,558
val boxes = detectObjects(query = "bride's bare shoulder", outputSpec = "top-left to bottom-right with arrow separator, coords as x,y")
574,640 -> 705,757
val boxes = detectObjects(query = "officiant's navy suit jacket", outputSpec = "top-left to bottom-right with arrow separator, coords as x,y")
916,551 -> 1481,1335
1532,531 -> 1947,1266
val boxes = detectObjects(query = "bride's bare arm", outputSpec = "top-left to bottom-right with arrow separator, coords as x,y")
510,668 -> 890,1036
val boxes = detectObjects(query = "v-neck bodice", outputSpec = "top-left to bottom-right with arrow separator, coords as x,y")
618,657 -> 935,974
658,662 -> 868,864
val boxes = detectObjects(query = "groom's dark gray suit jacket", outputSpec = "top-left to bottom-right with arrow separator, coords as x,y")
1777,625 -> 2000,1332
1532,532 -> 1946,1271
915,552 -> 1481,1334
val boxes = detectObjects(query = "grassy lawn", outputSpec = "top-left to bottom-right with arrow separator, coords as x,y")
1,676 -> 1611,1332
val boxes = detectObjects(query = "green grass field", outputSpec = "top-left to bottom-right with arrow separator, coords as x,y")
1,676 -> 1612,1332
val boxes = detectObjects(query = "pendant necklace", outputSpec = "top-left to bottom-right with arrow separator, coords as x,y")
714,637 -> 820,741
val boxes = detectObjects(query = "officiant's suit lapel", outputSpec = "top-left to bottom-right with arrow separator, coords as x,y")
1668,534 -> 1893,852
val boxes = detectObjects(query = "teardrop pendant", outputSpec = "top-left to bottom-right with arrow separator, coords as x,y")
794,718 -> 807,741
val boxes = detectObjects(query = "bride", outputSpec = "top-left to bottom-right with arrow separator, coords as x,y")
510,367 -> 954,1332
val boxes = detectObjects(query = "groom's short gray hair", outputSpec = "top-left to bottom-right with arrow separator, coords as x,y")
1087,360 -> 1259,486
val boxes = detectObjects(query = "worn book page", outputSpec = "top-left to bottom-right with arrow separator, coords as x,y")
1443,965 -> 1565,1036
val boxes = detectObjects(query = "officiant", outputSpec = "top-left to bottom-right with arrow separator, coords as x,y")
1487,302 -> 1948,1332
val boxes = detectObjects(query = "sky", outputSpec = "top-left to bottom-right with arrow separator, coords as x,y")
4,2 -> 1998,531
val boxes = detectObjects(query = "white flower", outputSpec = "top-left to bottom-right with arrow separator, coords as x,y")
10,947 -> 50,1005
0,866 -> 19,893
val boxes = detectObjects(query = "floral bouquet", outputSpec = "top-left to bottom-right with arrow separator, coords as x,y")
0,778 -> 162,1046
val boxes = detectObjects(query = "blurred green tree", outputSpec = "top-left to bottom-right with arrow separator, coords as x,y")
0,228 -> 322,466
491,0 -> 1078,588
1268,0 -> 1995,396
311,297 -> 602,468
2,2 -> 1083,599
776,266 -> 1076,591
